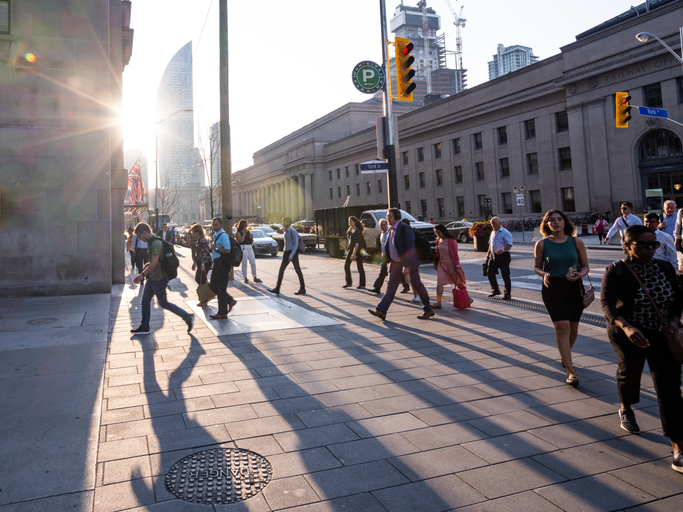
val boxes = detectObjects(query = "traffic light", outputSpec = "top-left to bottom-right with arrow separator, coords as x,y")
616,91 -> 632,128
395,37 -> 416,102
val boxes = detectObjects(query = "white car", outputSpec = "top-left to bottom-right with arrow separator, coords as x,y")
250,230 -> 279,257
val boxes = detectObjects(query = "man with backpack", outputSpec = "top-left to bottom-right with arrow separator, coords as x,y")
131,222 -> 194,335
208,217 -> 237,319
268,217 -> 306,296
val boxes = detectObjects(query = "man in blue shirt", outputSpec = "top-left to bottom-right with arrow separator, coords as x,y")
487,216 -> 514,300
268,217 -> 306,295
658,200 -> 677,238
208,217 -> 236,319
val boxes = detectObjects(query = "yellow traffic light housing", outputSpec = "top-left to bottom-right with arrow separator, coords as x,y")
394,37 -> 416,102
616,91 -> 632,128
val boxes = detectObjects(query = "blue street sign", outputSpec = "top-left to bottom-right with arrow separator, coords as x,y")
360,160 -> 389,173
638,106 -> 669,118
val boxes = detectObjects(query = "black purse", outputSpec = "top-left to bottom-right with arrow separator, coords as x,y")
482,255 -> 489,277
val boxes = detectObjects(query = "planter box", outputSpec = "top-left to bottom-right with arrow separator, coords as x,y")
474,235 -> 489,252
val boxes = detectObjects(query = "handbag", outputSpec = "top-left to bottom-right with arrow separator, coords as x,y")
452,286 -> 471,310
196,271 -> 216,302
482,255 -> 489,277
623,261 -> 683,364
581,274 -> 595,308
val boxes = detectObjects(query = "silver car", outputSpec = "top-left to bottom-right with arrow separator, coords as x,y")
250,229 -> 279,257
445,221 -> 473,243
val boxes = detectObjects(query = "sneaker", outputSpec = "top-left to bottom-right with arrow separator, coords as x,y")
185,313 -> 194,333
130,326 -> 151,335
673,452 -> 683,474
619,408 -> 640,434
410,296 -> 421,303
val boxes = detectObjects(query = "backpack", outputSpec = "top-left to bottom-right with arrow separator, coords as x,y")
217,232 -> 243,267
159,238 -> 180,280
413,229 -> 432,262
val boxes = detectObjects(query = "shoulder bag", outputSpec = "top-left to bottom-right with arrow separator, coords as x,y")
196,271 -> 216,303
581,274 -> 595,308
623,261 -> 683,364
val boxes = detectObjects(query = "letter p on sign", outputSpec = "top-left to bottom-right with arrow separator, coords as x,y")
362,69 -> 375,83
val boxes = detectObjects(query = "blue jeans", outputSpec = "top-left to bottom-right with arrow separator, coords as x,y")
377,260 -> 432,315
140,277 -> 189,329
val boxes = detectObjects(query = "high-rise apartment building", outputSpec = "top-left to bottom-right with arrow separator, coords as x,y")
156,41 -> 196,188
488,44 -> 539,80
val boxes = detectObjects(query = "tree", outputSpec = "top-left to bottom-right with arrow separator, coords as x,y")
156,177 -> 182,228
197,122 -> 222,220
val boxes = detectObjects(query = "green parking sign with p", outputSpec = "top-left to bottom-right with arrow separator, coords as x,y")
352,61 -> 385,94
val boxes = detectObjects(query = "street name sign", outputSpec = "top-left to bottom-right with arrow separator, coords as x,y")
638,106 -> 669,119
360,160 -> 389,174
352,61 -> 385,94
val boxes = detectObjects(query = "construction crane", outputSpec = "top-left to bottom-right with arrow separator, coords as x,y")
444,0 -> 466,72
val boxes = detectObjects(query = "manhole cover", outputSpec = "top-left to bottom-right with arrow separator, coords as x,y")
26,318 -> 58,325
165,448 -> 272,505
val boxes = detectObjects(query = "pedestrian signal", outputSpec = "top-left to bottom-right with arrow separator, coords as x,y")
395,37 -> 416,102
616,92 -> 632,128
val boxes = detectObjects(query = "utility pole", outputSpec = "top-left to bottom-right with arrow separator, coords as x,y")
219,0 -> 232,224
379,0 -> 398,208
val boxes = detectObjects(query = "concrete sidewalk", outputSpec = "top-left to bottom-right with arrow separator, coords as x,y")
1,248 -> 682,511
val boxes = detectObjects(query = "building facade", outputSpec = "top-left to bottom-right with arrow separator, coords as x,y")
0,0 -> 133,296
487,44 -> 539,80
231,0 -> 683,224
156,41 -> 196,188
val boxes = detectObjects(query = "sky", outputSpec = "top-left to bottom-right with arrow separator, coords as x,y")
122,0 -> 638,187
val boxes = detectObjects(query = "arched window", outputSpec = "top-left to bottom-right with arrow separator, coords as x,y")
639,129 -> 682,160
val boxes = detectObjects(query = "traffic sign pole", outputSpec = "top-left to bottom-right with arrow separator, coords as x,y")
379,0 -> 398,208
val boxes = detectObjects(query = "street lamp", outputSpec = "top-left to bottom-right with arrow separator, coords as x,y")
636,30 -> 683,68
154,108 -> 193,231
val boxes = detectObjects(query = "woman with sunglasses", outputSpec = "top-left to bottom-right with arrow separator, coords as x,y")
601,225 -> 683,474
534,210 -> 589,386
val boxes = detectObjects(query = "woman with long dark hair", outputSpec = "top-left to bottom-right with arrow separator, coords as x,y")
343,216 -> 366,289
534,210 -> 589,386
190,223 -> 213,306
432,224 -> 469,308
601,225 -> 683,473
235,219 -> 262,284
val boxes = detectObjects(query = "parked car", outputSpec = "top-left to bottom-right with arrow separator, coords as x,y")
445,221 -> 473,243
292,220 -> 315,234
249,224 -> 278,237
271,228 -> 317,251
250,229 -> 279,257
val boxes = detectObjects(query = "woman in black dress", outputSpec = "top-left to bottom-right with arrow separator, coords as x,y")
190,223 -> 213,306
533,210 -> 589,386
343,216 -> 366,289
601,225 -> 683,474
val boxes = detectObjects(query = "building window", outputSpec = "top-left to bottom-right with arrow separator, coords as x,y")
402,151 -> 409,165
421,199 -> 428,218
473,132 -> 483,150
404,175 -> 410,189
435,169 -> 443,186
527,153 -> 538,174
329,188 -> 333,199
434,143 -> 442,159
454,166 -> 463,183
437,198 -> 445,218
419,172 -> 426,188
499,158 -> 510,177
337,187 -> 341,198
562,187 -> 575,212
501,192 -> 512,214
356,183 -> 361,196
345,166 -> 349,178
478,195 -> 487,217
346,185 -> 350,196
678,78 -> 683,104
556,111 -> 569,133
452,138 -> 461,155
529,189 -> 542,213
475,162 -> 484,181
497,126 -> 507,145
417,147 -> 424,162
377,179 -> 383,193
405,201 -> 412,214
336,168 -> 340,179
644,83 -> 663,108
355,163 -> 360,175
328,170 -> 332,181
558,147 -> 572,170
524,119 -> 536,139
0,1 -> 8,34
457,196 -> 465,217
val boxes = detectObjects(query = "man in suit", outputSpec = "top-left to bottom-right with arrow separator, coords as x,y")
160,222 -> 174,243
370,218 -> 389,294
368,208 -> 434,321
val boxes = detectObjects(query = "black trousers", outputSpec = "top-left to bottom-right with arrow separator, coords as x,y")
488,251 -> 511,294
373,255 -> 388,291
275,250 -> 305,291
194,260 -> 212,285
344,250 -> 365,287
209,259 -> 233,315
609,326 -> 683,439
134,248 -> 149,275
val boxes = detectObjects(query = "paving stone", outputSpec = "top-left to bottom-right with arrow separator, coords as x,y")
295,404 -> 374,428
105,414 -> 186,441
93,476 -> 155,512
183,404 -> 257,427
358,394 -> 434,416
454,490 -> 564,512
147,423 -> 231,453
275,423 -> 360,452
226,414 -> 306,440
251,395 -> 324,418
268,447 -> 343,478
372,474 -> 486,511
211,388 -> 280,408
409,401 -> 490,426
458,458 -> 566,499
98,436 -> 149,462
346,412 -> 429,438
273,492 -> 386,512
305,460 -> 410,500
622,494 -> 683,511
534,473 -> 656,511
314,387 -> 384,407
526,418 -> 621,449
601,433 -> 673,463
399,422 -> 488,450
0,491 -> 94,512
466,409 -> 553,437
462,431 -> 559,464
102,455 -> 152,485
260,474 -> 320,509
272,380 -> 341,399
609,457 -> 682,499
389,444 -> 489,480
532,443 -> 636,479
326,433 -> 419,466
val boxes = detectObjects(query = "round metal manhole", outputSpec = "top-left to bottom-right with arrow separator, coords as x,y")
26,318 -> 58,325
165,448 -> 272,505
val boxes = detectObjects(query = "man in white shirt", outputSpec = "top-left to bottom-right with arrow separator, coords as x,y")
658,200 -> 677,238
645,213 -> 677,268
605,202 -> 643,244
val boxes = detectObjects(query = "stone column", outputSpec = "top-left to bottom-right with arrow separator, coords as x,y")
305,173 -> 313,220
289,177 -> 297,220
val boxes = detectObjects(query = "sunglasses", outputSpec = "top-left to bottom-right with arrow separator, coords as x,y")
629,240 -> 660,249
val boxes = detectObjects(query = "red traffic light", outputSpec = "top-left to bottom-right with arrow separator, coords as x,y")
619,95 -> 632,105
401,43 -> 414,55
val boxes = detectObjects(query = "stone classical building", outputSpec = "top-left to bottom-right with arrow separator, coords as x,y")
0,0 -> 133,296
232,0 -> 683,223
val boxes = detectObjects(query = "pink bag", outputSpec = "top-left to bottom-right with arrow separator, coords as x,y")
452,286 -> 471,310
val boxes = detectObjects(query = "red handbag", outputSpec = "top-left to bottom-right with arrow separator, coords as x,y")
452,286 -> 471,310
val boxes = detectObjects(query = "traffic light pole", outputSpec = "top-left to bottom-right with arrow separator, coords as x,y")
379,0 -> 399,209
219,0 -> 232,225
